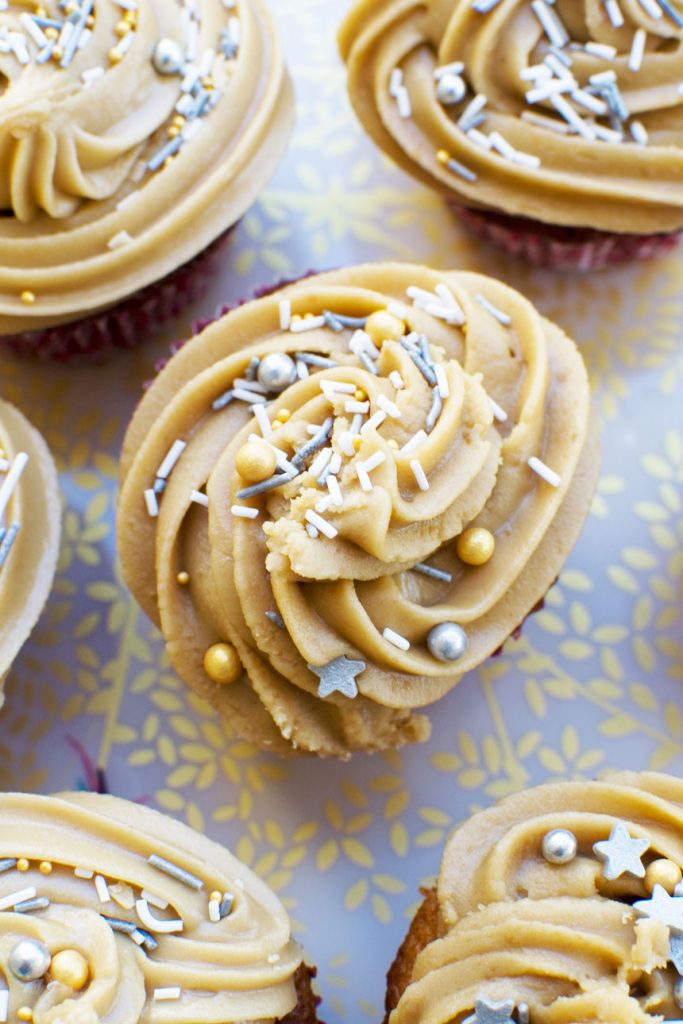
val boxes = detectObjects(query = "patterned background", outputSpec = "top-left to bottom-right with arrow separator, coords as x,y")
1,0 -> 683,1019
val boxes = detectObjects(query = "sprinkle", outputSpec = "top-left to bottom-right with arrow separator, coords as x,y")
267,953 -> 281,964
359,351 -> 380,375
233,388 -> 267,405
363,451 -> 387,473
157,440 -> 187,480
190,490 -> 209,508
345,400 -> 370,414
349,329 -> 380,359
361,410 -> 388,435
389,67 -> 403,96
279,300 -> 291,330
630,120 -> 649,145
309,447 -> 333,477
14,897 -> 50,914
387,302 -> 409,320
266,610 -> 285,629
389,371 -> 405,390
383,627 -> 410,651
327,476 -> 343,506
410,459 -> 430,491
400,340 -> 437,385
583,41 -> 618,57
149,854 -> 203,891
154,989 -> 182,1002
489,397 -> 508,422
219,893 -> 235,918
101,914 -> 136,935
231,505 -> 259,519
472,0 -> 504,11
290,315 -> 326,333
141,889 -> 169,910
570,89 -> 609,116
306,524 -> 319,538
136,898 -> 183,934
296,353 -> 339,368
245,357 -> 261,382
377,394 -> 401,418
550,94 -> 596,139
326,312 -> 368,329
292,417 -> 334,467
305,510 -> 338,539
637,0 -> 663,16
355,463 -> 372,492
589,70 -> 617,86
521,110 -> 572,135
0,524 -> 20,573
435,283 -> 466,322
434,364 -> 450,399
321,380 -> 357,397
144,489 -> 159,517
253,403 -> 272,438
74,868 -> 94,880
413,563 -> 453,584
108,230 -> 133,250
0,859 -> 17,874
296,360 -> 309,380
425,390 -> 443,432
208,898 -> 221,923
531,0 -> 569,46
476,294 -> 512,325
401,430 -> 427,454
436,149 -> 477,182
457,93 -> 488,130
350,414 -> 364,436
0,452 -> 28,522
604,0 -> 625,26
95,875 -> 111,903
629,29 -> 647,72
0,887 -> 36,911
0,991 -> 8,1024
212,390 -> 234,411
528,456 -> 562,487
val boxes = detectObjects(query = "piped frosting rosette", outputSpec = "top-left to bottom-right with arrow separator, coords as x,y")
0,792 -> 303,1023
118,263 -> 599,758
0,400 -> 60,691
0,0 -> 293,334
339,0 -> 683,233
391,772 -> 683,1024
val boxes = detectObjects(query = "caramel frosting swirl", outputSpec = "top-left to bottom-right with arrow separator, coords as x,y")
391,772 -> 683,1024
339,0 -> 683,233
0,400 -> 60,692
0,0 -> 293,334
118,263 -> 598,757
0,792 -> 302,1022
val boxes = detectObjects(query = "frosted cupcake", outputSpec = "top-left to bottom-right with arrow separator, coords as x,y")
0,0 -> 293,361
0,791 -> 320,1022
339,0 -> 683,270
0,400 -> 60,693
385,772 -> 683,1024
118,262 -> 599,758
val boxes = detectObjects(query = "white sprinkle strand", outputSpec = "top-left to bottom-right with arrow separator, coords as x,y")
383,627 -> 411,651
434,364 -> 450,399
305,510 -> 338,539
231,505 -> 259,520
157,440 -> 187,480
629,29 -> 647,72
377,394 -> 401,418
401,430 -> 427,454
530,0 -> 569,46
290,315 -> 326,333
191,490 -> 209,508
253,403 -> 272,438
389,371 -> 405,390
0,990 -> 8,1024
208,898 -> 221,923
528,456 -> 562,487
327,475 -> 343,506
476,294 -> 512,326
361,410 -> 388,435
630,120 -> 649,145
95,875 -> 111,903
0,452 -> 28,523
108,230 -> 133,250
154,987 -> 182,1002
74,868 -> 94,880
135,899 -> 183,934
363,451 -> 387,473
279,300 -> 291,331
410,459 -> 430,491
638,0 -> 663,17
489,397 -> 509,422
144,489 -> 159,518
0,887 -> 36,912
605,0 -> 625,26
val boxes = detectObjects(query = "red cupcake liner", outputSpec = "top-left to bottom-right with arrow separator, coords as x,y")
455,205 -> 682,271
0,229 -> 235,364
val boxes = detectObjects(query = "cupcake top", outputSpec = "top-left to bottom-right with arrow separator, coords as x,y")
339,0 -> 683,233
0,792 -> 303,1022
118,263 -> 598,758
0,399 -> 60,689
391,772 -> 683,1024
0,0 -> 293,335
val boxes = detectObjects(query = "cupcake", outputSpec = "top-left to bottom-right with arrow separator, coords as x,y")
339,0 -> 683,270
0,0 -> 294,362
0,791 -> 320,1022
385,772 -> 683,1023
117,262 -> 599,758
0,400 -> 60,693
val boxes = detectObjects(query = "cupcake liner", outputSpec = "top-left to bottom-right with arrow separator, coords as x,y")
455,205 -> 682,271
0,228 -> 235,364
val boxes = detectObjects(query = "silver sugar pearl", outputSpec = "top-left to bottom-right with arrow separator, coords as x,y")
152,38 -> 184,76
257,353 -> 296,393
542,828 -> 577,865
9,938 -> 51,981
427,622 -> 468,662
675,978 -> 683,1009
436,73 -> 466,106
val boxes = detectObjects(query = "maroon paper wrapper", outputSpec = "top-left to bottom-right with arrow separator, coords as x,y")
0,229 -> 234,364
455,205 -> 682,271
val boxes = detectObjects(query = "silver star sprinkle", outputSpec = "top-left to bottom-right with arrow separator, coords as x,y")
593,822 -> 650,880
463,997 -> 516,1024
308,656 -> 366,699
634,884 -> 683,933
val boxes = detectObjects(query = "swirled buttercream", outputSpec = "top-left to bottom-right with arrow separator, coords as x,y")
339,0 -> 683,233
0,400 -> 60,692
118,263 -> 598,758
389,772 -> 683,1024
0,0 -> 293,334
0,792 -> 304,1022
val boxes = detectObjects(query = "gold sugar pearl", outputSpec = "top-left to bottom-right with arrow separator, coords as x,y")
39,861 -> 53,875
50,949 -> 89,991
209,890 -> 222,903
436,149 -> 451,166
44,26 -> 58,39
204,643 -> 242,686
86,14 -> 94,27
235,441 -> 277,483
172,115 -> 186,129
20,290 -> 35,306
364,310 -> 406,347
354,389 -> 367,402
202,76 -> 214,90
388,439 -> 399,450
167,126 -> 181,139
176,571 -> 190,586
275,409 -> 291,424
352,435 -> 362,451
51,45 -> 64,61
115,20 -> 131,36
108,47 -> 123,64
456,527 -> 496,567
645,858 -> 682,895
124,9 -> 138,24
34,5 -> 47,16
17,858 -> 30,872
17,1009 -> 33,1022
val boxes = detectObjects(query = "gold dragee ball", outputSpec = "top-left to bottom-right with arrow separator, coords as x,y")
235,442 -> 277,483
204,643 -> 242,685
364,310 -> 406,346
51,949 -> 89,991
644,858 -> 682,895
456,527 -> 495,566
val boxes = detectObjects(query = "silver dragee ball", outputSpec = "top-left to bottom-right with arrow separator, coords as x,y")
9,938 -> 51,981
427,622 -> 468,662
257,353 -> 296,393
542,828 -> 578,865
674,978 -> 683,1009
436,73 -> 466,106
152,38 -> 184,75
